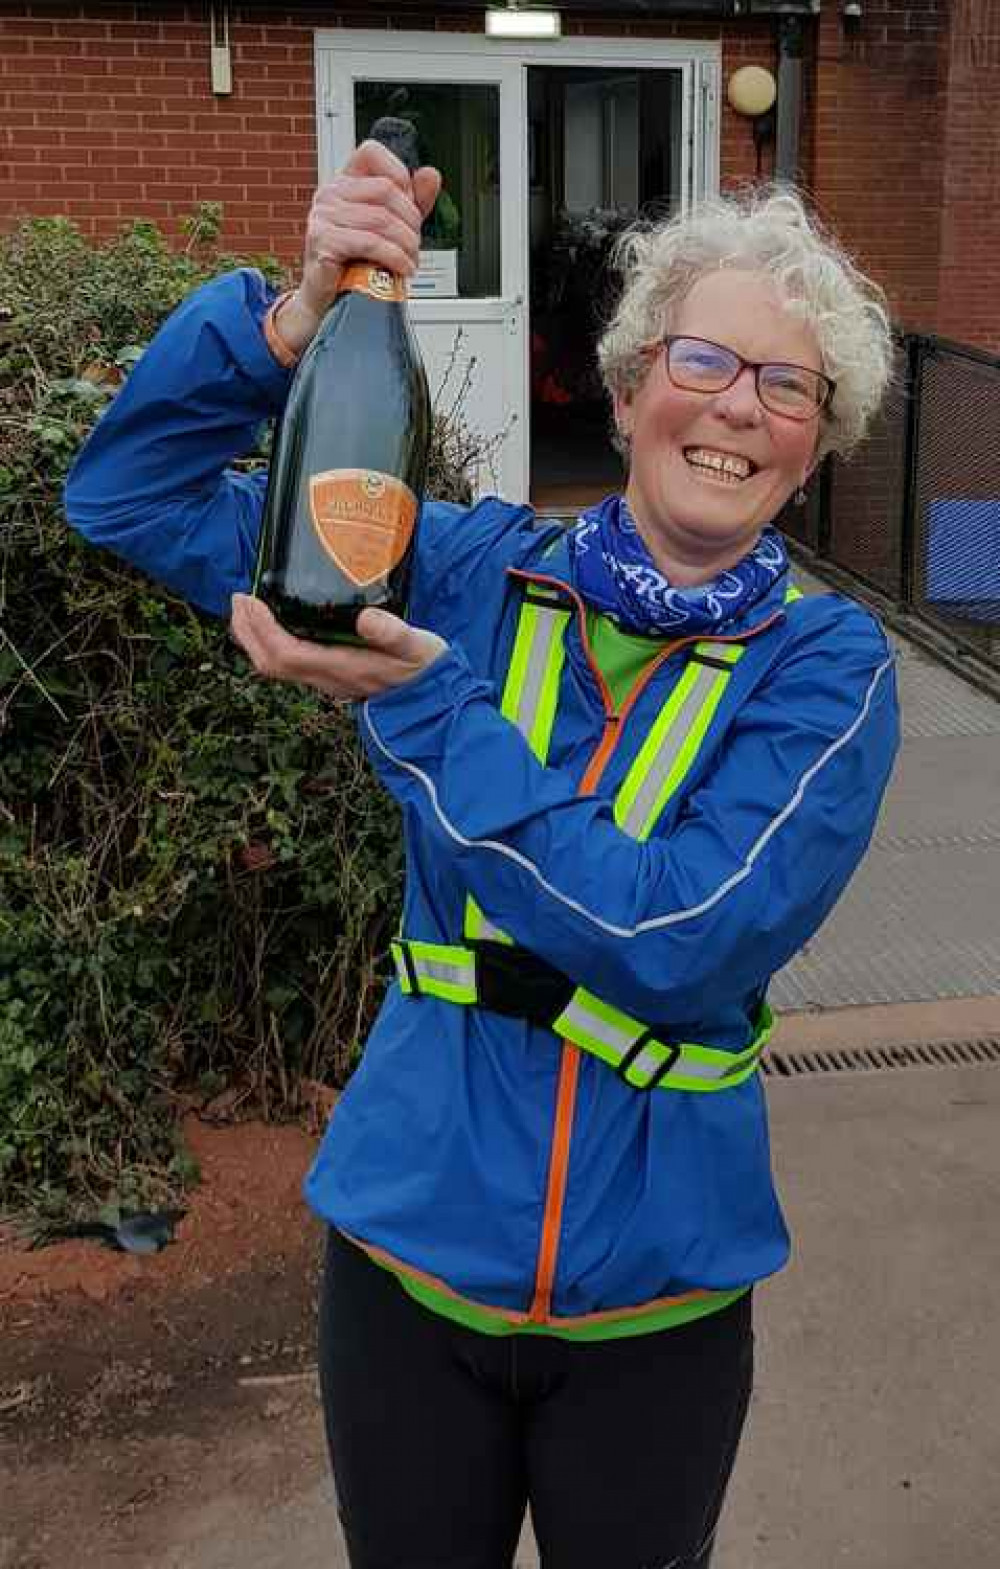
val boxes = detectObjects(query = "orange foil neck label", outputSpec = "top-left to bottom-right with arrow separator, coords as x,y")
309,469 -> 417,587
335,263 -> 407,304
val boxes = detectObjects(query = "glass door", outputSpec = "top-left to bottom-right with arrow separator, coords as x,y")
318,43 -> 528,501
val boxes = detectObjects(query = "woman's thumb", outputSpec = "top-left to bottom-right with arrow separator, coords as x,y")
357,606 -> 408,652
413,166 -> 443,221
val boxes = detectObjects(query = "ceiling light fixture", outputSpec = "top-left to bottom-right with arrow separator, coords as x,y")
485,5 -> 562,40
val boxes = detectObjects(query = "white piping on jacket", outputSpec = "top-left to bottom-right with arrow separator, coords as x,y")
361,655 -> 896,943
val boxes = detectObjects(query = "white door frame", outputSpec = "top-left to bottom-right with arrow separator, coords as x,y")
314,29 -> 721,501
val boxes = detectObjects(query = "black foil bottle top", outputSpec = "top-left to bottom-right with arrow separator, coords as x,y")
369,114 -> 420,175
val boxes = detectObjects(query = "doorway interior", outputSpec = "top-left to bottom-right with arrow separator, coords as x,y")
527,65 -> 685,514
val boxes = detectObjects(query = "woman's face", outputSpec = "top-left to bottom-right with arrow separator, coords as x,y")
615,269 -> 824,578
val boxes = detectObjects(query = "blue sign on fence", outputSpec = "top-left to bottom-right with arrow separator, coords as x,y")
926,500 -> 1000,622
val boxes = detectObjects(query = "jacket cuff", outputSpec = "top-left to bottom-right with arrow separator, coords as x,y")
262,289 -> 302,369
225,268 -> 296,407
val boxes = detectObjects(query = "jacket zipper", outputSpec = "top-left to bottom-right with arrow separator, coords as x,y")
509,567 -> 787,1323
517,572 -> 679,1321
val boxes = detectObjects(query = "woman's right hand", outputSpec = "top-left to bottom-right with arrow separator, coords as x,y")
276,141 -> 442,356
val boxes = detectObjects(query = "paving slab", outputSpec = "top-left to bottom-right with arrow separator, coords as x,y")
772,574 -> 1000,1010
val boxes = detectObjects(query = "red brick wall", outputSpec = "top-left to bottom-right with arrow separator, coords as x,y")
1,3 -> 316,254
0,2 -> 781,262
936,0 -> 1000,350
808,0 -> 949,333
2,1 -> 998,352
719,22 -> 781,187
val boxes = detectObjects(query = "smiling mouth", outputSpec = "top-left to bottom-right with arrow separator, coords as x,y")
683,447 -> 758,485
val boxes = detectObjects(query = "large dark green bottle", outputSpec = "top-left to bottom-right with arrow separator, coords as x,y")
253,120 -> 431,642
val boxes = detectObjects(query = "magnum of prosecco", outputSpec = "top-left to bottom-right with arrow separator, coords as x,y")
253,119 -> 431,642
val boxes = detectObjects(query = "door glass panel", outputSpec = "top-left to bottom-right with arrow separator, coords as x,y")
355,81 -> 501,299
526,66 -> 684,509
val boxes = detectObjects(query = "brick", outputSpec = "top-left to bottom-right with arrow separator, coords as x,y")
93,180 -> 144,199
137,40 -> 194,59
53,21 -> 112,40
119,199 -> 173,217
1,19 -> 56,37
88,109 -> 142,128
89,146 -> 143,165
41,109 -> 89,128
34,181 -> 94,198
71,198 -> 121,215
245,114 -> 294,131
29,38 -> 88,57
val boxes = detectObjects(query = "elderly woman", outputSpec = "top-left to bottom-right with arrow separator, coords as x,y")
65,142 -> 898,1569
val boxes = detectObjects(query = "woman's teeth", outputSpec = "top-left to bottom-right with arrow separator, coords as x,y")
684,448 -> 753,484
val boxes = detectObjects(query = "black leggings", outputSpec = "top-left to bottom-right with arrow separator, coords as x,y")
318,1228 -> 753,1569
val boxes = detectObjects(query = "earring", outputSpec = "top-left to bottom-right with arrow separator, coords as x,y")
794,486 -> 807,506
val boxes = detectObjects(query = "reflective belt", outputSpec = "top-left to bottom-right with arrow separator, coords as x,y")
393,937 -> 477,1005
392,935 -> 774,1093
396,579 -> 799,1092
551,987 -> 773,1092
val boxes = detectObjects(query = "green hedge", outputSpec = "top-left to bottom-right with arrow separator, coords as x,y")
0,212 -> 477,1222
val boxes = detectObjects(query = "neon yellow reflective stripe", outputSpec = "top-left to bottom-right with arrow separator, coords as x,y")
500,602 -> 535,725
502,601 -> 571,761
463,898 -> 513,944
784,583 -> 803,602
391,939 -> 477,1004
615,643 -> 744,841
550,990 -> 632,1072
614,662 -> 699,832
633,664 -> 733,842
466,591 -> 570,946
551,991 -> 772,1090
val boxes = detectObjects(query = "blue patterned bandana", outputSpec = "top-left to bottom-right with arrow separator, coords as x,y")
567,493 -> 789,636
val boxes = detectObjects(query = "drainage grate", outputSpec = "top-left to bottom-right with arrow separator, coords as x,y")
762,1036 -> 1000,1078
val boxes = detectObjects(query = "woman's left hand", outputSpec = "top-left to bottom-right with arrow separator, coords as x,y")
230,593 -> 447,702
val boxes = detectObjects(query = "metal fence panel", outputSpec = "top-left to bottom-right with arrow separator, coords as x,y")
825,339 -> 910,600
912,344 -> 1000,665
796,331 -> 1000,676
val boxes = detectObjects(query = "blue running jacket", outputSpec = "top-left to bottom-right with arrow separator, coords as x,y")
65,270 -> 900,1333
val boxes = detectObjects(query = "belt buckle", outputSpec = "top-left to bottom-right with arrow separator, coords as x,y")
616,1030 -> 681,1090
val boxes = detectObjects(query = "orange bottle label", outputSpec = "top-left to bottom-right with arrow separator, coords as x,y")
309,468 -> 417,587
335,263 -> 407,304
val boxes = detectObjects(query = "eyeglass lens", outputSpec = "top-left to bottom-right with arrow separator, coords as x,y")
667,338 -> 827,418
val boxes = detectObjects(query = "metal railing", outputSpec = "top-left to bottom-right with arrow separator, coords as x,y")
782,331 -> 1000,674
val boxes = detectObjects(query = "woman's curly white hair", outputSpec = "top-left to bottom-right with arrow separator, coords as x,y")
597,185 -> 893,460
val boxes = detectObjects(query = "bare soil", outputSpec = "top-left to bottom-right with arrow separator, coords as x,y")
0,1115 -> 331,1568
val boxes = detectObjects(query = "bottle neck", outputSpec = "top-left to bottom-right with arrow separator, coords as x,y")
335,262 -> 407,305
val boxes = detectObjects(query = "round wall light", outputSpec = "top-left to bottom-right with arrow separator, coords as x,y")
727,65 -> 777,119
